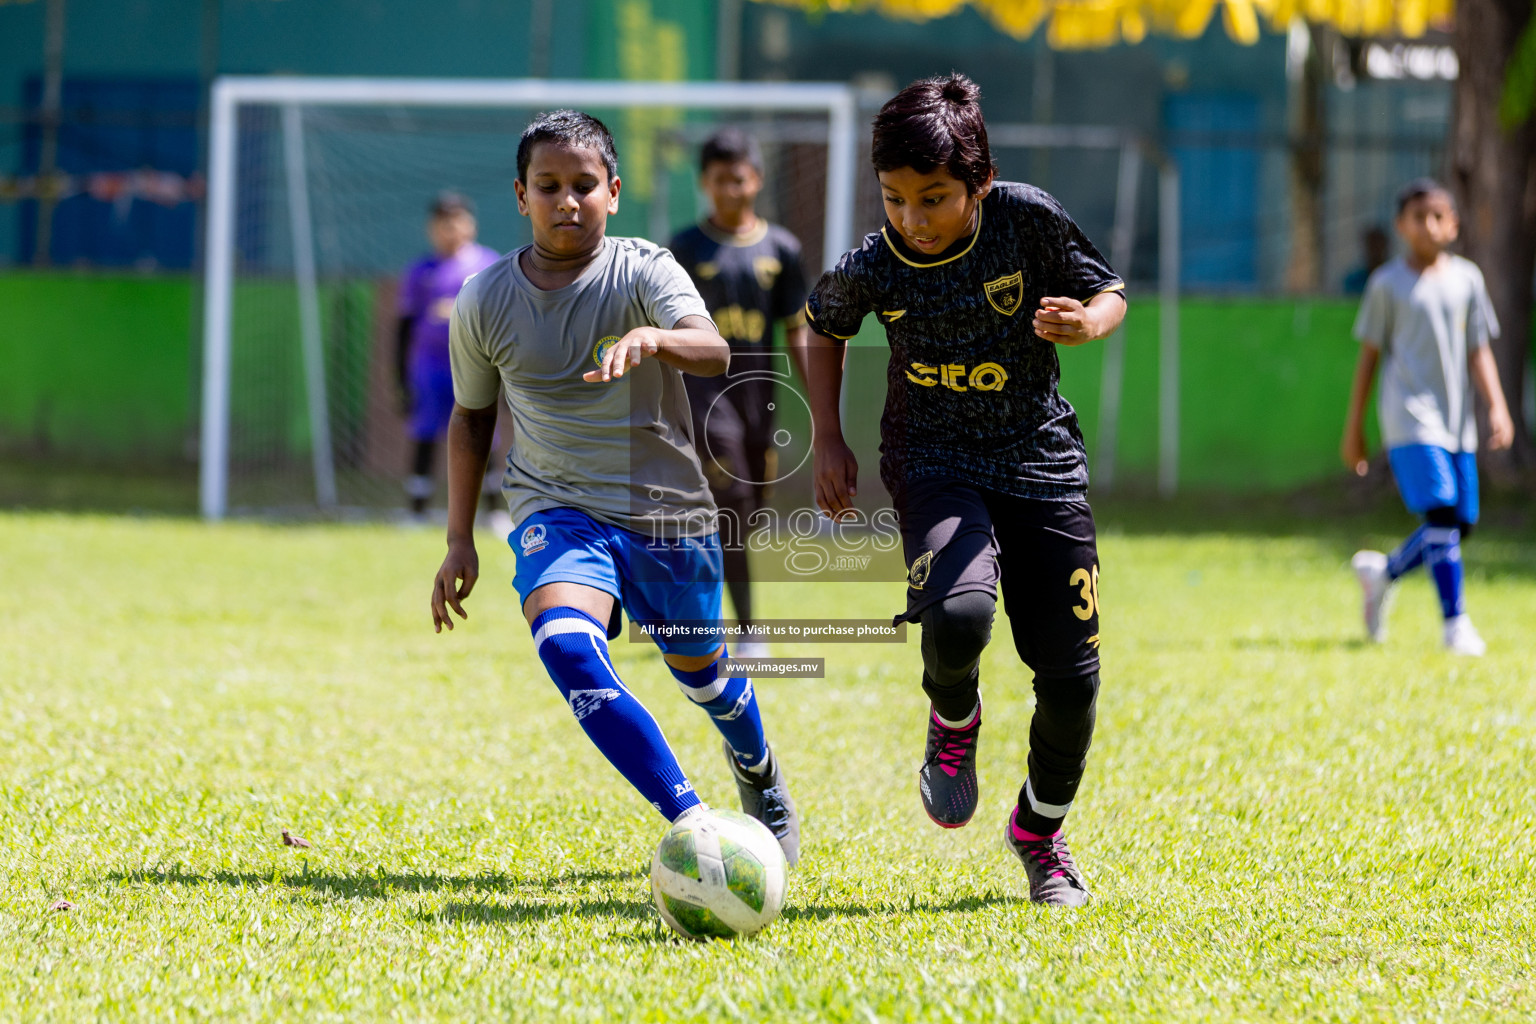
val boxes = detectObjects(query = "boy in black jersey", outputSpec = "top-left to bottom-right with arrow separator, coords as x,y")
803,75 -> 1126,907
669,129 -> 810,658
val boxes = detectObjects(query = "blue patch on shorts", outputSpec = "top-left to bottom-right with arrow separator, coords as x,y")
509,506 -> 724,656
1388,445 -> 1479,523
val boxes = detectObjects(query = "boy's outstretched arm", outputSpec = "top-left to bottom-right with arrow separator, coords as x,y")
584,314 -> 728,381
803,329 -> 858,520
1034,291 -> 1126,346
1341,343 -> 1380,476
1470,346 -> 1515,451
431,400 -> 498,632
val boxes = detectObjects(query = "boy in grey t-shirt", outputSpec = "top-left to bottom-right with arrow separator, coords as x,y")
1341,178 -> 1514,655
428,111 -> 799,863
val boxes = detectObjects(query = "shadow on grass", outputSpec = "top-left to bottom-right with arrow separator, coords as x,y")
0,459 -> 198,516
428,896 -> 656,926
1231,635 -> 1372,652
108,865 -> 645,900
422,889 -> 1021,942
110,866 -> 1019,936
779,891 -> 1019,923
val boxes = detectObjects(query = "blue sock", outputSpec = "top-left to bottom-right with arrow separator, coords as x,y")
532,607 -> 700,820
670,647 -> 769,771
1386,524 -> 1430,580
1423,526 -> 1465,619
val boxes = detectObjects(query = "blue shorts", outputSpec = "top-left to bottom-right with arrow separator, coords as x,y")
509,506 -> 724,656
408,361 -> 455,442
1388,445 -> 1479,524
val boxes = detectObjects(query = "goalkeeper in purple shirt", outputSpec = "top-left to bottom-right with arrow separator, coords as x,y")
397,192 -> 501,517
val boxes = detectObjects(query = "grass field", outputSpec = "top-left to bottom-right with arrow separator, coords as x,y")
3,510 -> 1536,1022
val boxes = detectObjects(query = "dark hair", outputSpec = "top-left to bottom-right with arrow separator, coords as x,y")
429,190 -> 474,218
871,74 -> 995,195
517,110 -> 619,183
1396,177 -> 1453,214
699,127 -> 762,174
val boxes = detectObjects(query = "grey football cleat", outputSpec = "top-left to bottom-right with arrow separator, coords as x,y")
1004,814 -> 1092,907
724,741 -> 800,867
919,705 -> 981,828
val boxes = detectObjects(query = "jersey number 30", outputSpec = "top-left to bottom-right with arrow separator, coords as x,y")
1069,565 -> 1100,621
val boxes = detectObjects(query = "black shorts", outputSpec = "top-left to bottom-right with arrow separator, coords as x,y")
687,375 -> 775,513
894,476 -> 1101,679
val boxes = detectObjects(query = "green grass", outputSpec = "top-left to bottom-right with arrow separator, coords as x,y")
3,512 -> 1536,1022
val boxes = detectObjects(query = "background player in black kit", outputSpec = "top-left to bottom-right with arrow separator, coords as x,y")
803,75 -> 1126,907
668,129 -> 809,658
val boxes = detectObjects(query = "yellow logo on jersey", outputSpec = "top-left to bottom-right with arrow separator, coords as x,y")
905,361 -> 1009,392
713,305 -> 767,344
984,271 -> 1024,316
752,255 -> 782,290
696,262 -> 720,280
908,550 -> 933,590
592,335 -> 621,366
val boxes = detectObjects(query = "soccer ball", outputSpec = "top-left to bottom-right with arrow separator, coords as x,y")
649,807 -> 788,939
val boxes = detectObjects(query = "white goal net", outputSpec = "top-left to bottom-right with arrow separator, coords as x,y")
199,77 -> 858,519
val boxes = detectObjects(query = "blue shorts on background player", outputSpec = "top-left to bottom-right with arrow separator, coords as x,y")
396,192 -> 500,517
1340,178 -> 1515,656
427,112 -> 799,864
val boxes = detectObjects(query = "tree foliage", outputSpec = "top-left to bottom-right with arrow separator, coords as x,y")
1501,11 -> 1536,129
753,0 -> 1454,48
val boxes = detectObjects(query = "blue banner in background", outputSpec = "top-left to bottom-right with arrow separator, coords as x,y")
18,76 -> 200,269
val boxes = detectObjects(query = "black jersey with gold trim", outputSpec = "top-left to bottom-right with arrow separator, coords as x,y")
805,182 -> 1124,502
670,219 -> 809,446
667,219 -> 808,349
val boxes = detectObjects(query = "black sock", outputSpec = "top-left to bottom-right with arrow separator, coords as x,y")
411,440 -> 434,477
919,592 -> 995,721
407,441 -> 435,514
1016,672 -> 1099,835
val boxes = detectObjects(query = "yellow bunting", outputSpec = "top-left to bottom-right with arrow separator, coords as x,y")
1222,0 -> 1261,42
1121,3 -> 1148,42
752,0 -> 1456,46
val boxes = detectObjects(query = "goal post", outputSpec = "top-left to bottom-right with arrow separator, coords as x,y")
199,76 -> 860,520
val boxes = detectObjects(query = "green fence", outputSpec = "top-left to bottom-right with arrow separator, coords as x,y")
1062,299 -> 1370,490
2,273 -> 1387,491
0,274 -> 196,464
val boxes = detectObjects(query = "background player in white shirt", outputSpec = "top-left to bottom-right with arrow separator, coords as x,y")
1343,178 -> 1514,656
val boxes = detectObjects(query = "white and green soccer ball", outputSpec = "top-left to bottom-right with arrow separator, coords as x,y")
650,807 -> 788,940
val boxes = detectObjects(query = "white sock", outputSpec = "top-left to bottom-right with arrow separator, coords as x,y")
743,748 -> 773,775
935,700 -> 980,730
